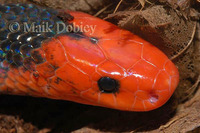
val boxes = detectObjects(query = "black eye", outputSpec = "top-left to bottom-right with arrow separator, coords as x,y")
98,77 -> 119,93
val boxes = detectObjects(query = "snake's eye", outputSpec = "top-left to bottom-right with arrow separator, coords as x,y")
98,77 -> 119,93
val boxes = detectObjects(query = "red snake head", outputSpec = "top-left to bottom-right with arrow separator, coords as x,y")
49,11 -> 179,111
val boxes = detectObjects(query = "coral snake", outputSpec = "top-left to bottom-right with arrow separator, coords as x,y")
0,3 -> 179,111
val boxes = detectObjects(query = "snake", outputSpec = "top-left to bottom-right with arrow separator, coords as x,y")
0,3 -> 179,111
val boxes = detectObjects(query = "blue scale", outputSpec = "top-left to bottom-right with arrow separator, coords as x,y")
0,3 -> 71,68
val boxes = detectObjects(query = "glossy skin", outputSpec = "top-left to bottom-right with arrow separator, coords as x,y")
0,10 -> 179,111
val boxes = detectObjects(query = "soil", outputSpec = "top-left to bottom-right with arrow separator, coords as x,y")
0,0 -> 199,133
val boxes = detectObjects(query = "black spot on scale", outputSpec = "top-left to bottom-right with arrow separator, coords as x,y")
71,88 -> 77,94
54,77 -> 62,84
9,62 -> 19,69
46,85 -> 51,90
23,57 -> 36,71
30,50 -> 45,64
57,11 -> 74,22
50,54 -> 54,60
33,72 -> 39,79
12,54 -> 23,66
30,35 -> 47,48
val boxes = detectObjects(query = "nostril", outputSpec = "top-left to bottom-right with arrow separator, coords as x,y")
149,93 -> 159,104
